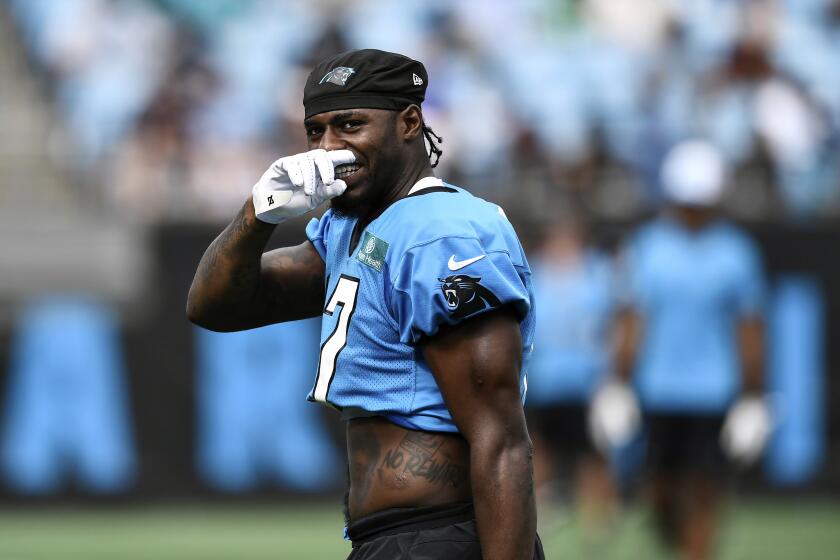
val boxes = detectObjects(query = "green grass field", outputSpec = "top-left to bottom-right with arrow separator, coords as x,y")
1,499 -> 839,559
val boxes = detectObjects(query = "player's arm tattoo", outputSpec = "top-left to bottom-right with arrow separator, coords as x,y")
187,199 -> 325,331
377,431 -> 468,490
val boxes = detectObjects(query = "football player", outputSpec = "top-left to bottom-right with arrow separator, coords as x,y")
526,218 -> 621,550
187,49 -> 543,560
608,140 -> 771,560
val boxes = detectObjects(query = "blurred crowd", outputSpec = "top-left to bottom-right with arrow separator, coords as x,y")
7,0 -> 840,223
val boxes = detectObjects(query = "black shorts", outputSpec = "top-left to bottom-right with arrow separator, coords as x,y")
526,403 -> 596,463
346,502 -> 545,560
645,412 -> 729,477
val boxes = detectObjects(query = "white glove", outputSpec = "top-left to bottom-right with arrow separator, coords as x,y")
252,149 -> 356,224
588,379 -> 641,454
720,395 -> 772,466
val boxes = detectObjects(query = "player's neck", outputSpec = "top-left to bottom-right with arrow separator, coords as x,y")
391,159 -> 435,203
361,159 -> 434,227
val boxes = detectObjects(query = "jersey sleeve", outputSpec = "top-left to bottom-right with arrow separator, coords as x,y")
305,211 -> 333,261
390,235 -> 531,344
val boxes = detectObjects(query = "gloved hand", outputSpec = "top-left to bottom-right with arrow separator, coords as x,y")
720,395 -> 772,467
588,379 -> 641,454
253,149 -> 356,224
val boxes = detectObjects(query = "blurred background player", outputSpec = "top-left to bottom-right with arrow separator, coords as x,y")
526,213 -> 620,552
611,140 -> 770,560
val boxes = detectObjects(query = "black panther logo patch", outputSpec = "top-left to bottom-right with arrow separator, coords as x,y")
438,275 -> 501,319
319,66 -> 356,86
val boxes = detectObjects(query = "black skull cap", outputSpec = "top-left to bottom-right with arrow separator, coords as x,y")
303,49 -> 428,119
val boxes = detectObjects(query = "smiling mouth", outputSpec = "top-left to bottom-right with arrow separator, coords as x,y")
335,163 -> 361,180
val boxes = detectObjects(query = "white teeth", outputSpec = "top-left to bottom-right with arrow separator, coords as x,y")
335,163 -> 360,178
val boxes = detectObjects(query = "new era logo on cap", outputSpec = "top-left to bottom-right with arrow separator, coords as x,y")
412,73 -> 423,86
320,66 -> 356,86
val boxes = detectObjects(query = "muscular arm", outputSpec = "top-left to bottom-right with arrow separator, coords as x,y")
614,307 -> 643,382
186,199 -> 325,332
738,315 -> 764,393
422,308 -> 536,560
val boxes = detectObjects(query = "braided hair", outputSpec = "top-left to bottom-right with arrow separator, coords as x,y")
422,122 -> 443,168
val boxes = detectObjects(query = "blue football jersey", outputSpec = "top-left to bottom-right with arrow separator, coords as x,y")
624,217 -> 766,412
304,177 -> 535,433
527,250 -> 616,405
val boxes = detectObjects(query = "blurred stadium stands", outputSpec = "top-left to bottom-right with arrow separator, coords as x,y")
4,0 -> 840,224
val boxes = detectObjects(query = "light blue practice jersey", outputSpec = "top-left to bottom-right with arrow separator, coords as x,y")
305,179 -> 535,433
527,251 -> 616,406
625,217 -> 765,413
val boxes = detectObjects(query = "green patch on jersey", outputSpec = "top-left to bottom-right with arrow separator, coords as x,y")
356,231 -> 389,272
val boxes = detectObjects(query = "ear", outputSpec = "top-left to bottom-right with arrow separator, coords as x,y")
397,104 -> 423,142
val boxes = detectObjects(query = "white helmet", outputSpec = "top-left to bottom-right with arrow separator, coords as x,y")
660,140 -> 727,206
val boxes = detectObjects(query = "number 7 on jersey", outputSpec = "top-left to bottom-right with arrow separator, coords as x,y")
312,275 -> 360,403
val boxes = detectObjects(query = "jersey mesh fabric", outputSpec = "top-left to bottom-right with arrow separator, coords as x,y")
304,185 -> 535,433
307,211 -> 416,416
